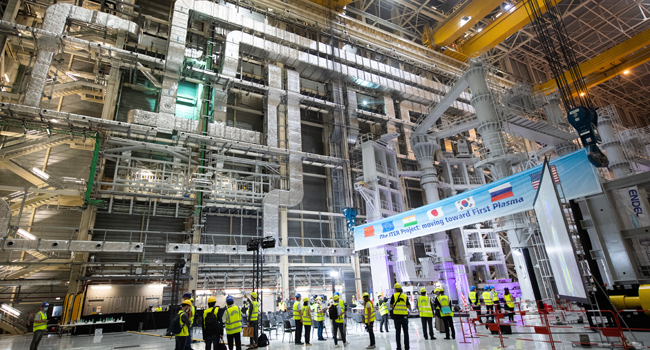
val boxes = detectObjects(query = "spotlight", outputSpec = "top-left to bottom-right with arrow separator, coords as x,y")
580,92 -> 585,96
247,239 -> 260,252
261,236 -> 276,249
623,70 -> 630,75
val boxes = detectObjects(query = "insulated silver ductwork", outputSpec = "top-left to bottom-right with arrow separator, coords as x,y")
189,1 -> 473,106
23,4 -> 139,107
346,89 -> 359,145
221,30 -> 472,108
266,65 -> 283,148
0,199 -> 9,238
263,70 -> 304,240
330,82 -> 345,143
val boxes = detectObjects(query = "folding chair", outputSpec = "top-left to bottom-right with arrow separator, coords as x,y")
282,320 -> 295,343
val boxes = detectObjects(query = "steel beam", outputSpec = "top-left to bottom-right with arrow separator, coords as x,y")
2,239 -> 144,252
432,0 -> 502,47
166,243 -> 353,256
536,27 -> 650,92
460,0 -> 558,57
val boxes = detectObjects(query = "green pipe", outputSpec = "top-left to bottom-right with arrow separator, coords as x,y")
0,121 -> 103,208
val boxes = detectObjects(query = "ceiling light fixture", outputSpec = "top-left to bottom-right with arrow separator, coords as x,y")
623,70 -> 630,75
459,16 -> 472,27
1,304 -> 21,317
90,285 -> 112,290
16,228 -> 36,240
32,167 -> 49,180
580,92 -> 585,96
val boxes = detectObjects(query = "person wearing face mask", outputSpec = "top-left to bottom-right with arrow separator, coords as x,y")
30,302 -> 49,350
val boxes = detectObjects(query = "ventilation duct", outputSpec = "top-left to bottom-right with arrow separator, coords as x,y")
266,65 -> 283,148
330,82 -> 344,143
346,89 -> 360,145
262,70 -> 304,240
23,4 -> 139,107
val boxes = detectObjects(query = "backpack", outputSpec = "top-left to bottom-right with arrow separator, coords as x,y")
170,312 -> 183,335
329,304 -> 339,320
257,333 -> 269,347
203,307 -> 221,338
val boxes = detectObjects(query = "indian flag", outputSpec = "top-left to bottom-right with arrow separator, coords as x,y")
402,215 -> 417,227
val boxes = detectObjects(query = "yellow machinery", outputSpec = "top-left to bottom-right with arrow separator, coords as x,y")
609,285 -> 650,315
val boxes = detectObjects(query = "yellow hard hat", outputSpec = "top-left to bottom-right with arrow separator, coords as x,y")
333,295 -> 339,300
208,296 -> 216,303
362,292 -> 369,297
420,287 -> 426,293
251,292 -> 258,298
394,283 -> 402,289
181,300 -> 192,306
317,297 -> 322,301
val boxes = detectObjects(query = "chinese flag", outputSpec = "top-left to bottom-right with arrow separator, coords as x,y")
364,226 -> 375,237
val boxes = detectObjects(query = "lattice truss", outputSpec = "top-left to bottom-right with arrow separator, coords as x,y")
348,0 -> 650,126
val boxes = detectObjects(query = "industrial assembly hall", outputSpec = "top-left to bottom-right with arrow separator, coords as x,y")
1,0 -> 650,348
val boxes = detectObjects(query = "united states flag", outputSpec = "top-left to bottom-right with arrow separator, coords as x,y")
530,165 -> 560,190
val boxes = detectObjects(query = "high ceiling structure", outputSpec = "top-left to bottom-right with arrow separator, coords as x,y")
0,0 -> 649,334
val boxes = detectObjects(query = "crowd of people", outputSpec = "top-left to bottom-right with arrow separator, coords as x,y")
169,284 -> 516,350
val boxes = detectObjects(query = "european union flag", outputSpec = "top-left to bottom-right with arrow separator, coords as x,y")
382,222 -> 395,232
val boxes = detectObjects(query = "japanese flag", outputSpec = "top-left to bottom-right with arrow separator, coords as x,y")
426,207 -> 444,220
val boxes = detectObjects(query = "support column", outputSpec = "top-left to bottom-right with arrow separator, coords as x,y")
280,209 -> 289,298
187,222 -> 201,292
68,207 -> 96,294
101,34 -> 125,120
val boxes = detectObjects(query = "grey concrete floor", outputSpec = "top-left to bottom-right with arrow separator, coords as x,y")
1,315 -> 648,350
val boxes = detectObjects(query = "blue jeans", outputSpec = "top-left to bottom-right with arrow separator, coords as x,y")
316,320 -> 325,340
393,317 -> 409,350
204,335 -> 219,350
184,326 -> 193,350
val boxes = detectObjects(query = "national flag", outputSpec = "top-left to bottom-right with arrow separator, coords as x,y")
402,215 -> 417,227
455,197 -> 475,211
530,165 -> 560,190
489,182 -> 514,202
426,207 -> 444,220
364,226 -> 375,237
382,221 -> 395,232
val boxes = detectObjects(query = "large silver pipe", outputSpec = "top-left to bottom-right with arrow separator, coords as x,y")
23,4 -> 139,106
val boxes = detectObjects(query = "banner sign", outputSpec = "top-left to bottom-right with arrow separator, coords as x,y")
353,149 -> 602,251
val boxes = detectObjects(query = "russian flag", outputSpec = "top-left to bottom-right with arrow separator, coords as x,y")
489,182 -> 514,202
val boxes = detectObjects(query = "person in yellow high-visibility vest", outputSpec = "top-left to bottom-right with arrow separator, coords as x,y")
330,293 -> 348,347
293,293 -> 304,345
246,292 -> 259,349
155,304 -> 163,312
312,297 -> 326,341
378,295 -> 389,333
222,295 -> 242,350
363,293 -> 376,349
301,299 -> 313,346
175,300 -> 192,350
278,300 -> 287,312
390,283 -> 411,350
181,292 -> 195,350
434,287 -> 455,340
417,287 -> 435,340
503,287 -> 516,322
491,286 -> 501,316
469,286 -> 482,322
30,302 -> 49,350
482,287 -> 494,322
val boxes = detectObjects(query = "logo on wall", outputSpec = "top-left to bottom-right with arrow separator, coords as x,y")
455,197 -> 475,211
382,222 -> 395,232
489,182 -> 514,202
426,207 -> 444,220
530,165 -> 560,189
402,215 -> 418,227
364,226 -> 375,237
